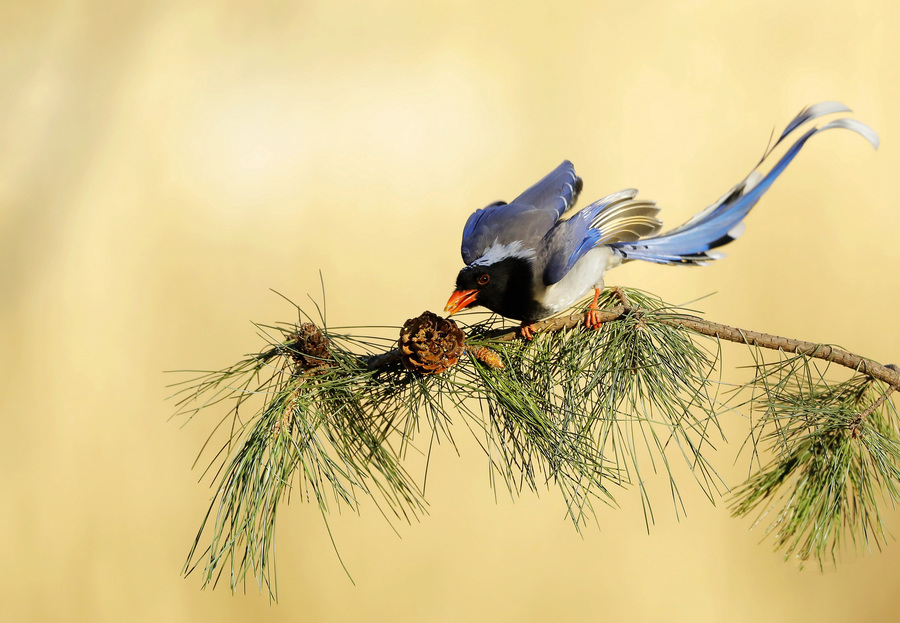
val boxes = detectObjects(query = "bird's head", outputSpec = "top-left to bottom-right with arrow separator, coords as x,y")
444,256 -> 535,320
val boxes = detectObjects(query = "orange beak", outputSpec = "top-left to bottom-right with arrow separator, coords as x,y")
444,289 -> 478,316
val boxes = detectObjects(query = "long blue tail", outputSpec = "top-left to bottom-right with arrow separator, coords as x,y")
609,102 -> 879,265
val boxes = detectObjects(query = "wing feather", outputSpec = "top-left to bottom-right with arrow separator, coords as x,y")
460,161 -> 583,264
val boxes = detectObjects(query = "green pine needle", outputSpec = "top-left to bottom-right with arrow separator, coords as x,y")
170,287 -> 900,599
731,356 -> 900,567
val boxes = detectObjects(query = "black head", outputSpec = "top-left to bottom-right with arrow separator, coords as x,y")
444,257 -> 538,322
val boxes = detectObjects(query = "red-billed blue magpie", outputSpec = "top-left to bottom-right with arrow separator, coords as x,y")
444,102 -> 878,337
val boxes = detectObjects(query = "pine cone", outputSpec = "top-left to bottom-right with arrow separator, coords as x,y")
288,323 -> 331,369
469,345 -> 505,369
398,311 -> 465,375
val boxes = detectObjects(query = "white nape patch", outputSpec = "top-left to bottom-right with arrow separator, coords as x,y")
471,239 -> 537,266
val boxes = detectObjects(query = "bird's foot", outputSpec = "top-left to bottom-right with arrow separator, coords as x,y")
519,322 -> 537,341
584,288 -> 604,331
585,308 -> 603,330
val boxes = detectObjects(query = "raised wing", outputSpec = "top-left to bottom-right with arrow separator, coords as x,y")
461,161 -> 583,264
511,160 -> 583,215
541,190 -> 661,285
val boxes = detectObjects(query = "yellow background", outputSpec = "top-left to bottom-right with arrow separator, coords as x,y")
3,1 -> 899,621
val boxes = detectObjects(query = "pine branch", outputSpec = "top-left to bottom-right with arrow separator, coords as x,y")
366,290 -> 900,391
659,317 -> 900,392
171,287 -> 900,599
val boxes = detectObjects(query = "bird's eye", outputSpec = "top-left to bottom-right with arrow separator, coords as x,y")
477,274 -> 490,285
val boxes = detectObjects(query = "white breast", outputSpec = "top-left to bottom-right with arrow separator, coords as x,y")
536,246 -> 619,314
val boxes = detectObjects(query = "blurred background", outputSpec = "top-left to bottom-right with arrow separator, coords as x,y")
2,1 -> 899,621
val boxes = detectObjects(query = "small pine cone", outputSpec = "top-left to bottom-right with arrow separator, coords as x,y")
468,345 -> 505,369
288,323 -> 331,369
398,311 -> 465,375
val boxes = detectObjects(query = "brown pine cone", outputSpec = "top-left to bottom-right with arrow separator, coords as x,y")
287,323 -> 331,369
469,345 -> 505,369
398,311 -> 465,375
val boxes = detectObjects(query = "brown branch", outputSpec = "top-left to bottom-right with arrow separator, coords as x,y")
363,297 -> 900,391
659,315 -> 900,391
850,387 -> 895,438
361,307 -> 626,370
364,348 -> 402,369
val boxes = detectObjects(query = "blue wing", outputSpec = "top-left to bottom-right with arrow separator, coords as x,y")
541,190 -> 662,285
461,161 -> 582,264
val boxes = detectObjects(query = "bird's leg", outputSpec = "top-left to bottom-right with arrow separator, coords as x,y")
585,288 -> 604,330
519,322 -> 536,341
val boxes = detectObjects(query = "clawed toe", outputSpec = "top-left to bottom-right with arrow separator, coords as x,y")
585,309 -> 603,330
584,287 -> 604,331
519,323 -> 536,340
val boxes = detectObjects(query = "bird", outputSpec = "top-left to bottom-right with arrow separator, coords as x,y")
444,102 -> 879,338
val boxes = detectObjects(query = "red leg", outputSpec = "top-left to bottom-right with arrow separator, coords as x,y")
585,288 -> 603,330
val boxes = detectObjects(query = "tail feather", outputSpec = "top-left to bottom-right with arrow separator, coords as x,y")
770,101 -> 851,153
610,103 -> 878,265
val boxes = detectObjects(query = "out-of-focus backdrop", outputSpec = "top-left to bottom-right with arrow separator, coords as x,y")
2,1 -> 899,621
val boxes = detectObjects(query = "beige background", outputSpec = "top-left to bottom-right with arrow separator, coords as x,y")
3,1 -> 900,621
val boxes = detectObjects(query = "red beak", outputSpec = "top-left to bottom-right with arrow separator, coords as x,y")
444,289 -> 478,316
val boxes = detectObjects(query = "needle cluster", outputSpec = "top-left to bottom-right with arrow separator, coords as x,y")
170,288 -> 899,599
731,355 -> 900,565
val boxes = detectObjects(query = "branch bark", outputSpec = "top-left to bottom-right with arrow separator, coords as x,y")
364,300 -> 900,391
656,314 -> 900,390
